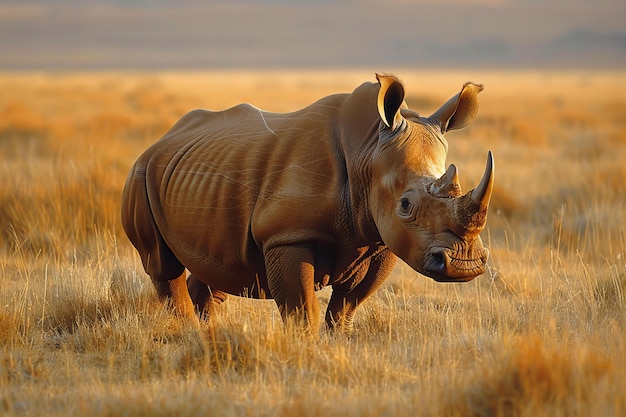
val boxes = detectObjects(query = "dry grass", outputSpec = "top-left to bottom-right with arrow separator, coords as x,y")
1,69 -> 625,416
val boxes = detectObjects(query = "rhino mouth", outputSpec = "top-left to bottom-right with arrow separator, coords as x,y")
423,247 -> 489,282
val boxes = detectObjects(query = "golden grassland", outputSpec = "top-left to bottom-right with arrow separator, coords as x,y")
1,69 -> 625,416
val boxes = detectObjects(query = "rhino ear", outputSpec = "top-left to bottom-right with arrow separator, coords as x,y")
429,82 -> 484,133
376,73 -> 406,131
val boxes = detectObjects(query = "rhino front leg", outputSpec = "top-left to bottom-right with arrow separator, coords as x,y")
325,248 -> 396,332
264,243 -> 321,332
187,274 -> 228,320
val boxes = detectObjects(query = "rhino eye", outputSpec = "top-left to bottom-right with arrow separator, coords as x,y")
398,191 -> 418,220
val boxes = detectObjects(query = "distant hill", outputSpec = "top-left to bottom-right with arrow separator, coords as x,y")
538,30 -> 626,68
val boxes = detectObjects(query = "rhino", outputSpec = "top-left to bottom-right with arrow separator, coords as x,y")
121,73 -> 494,332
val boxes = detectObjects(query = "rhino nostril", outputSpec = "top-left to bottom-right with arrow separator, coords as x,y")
429,251 -> 447,272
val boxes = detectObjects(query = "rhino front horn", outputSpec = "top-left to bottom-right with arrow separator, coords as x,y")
470,151 -> 494,211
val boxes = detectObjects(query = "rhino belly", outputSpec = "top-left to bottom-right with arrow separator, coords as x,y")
162,216 -> 268,296
184,252 -> 268,298
160,191 -> 267,296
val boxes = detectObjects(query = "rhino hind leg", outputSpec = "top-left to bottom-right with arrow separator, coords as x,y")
187,274 -> 228,320
151,271 -> 196,319
121,172 -> 195,319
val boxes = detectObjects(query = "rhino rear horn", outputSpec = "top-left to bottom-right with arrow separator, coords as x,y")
376,73 -> 406,131
431,164 -> 462,198
429,82 -> 484,133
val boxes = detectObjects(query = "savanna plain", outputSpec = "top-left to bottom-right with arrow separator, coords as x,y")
1,69 -> 625,416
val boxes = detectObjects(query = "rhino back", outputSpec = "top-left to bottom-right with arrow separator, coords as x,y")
140,98 -> 350,283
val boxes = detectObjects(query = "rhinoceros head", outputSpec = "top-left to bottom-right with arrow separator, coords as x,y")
369,74 -> 493,282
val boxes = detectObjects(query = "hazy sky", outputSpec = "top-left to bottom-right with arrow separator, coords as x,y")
1,0 -> 625,69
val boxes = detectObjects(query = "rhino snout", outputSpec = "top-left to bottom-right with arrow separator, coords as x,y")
423,245 -> 489,282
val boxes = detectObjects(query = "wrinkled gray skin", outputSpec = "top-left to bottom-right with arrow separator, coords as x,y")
121,73 -> 494,332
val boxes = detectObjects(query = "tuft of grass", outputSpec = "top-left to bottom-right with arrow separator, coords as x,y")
457,332 -> 622,417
